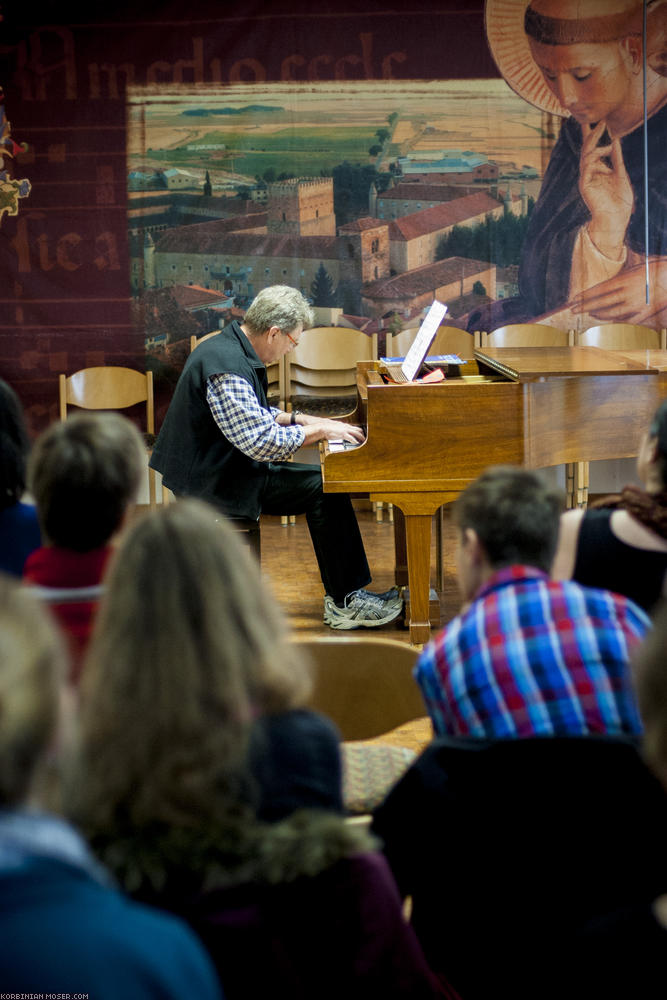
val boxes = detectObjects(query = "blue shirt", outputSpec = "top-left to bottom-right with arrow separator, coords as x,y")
0,501 -> 41,577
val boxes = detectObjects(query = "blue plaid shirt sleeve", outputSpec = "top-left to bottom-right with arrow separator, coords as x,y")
206,373 -> 305,462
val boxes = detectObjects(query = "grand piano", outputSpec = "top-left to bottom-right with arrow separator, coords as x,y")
321,346 -> 663,644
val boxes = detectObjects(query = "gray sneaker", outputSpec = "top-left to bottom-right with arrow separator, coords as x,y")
323,589 -> 404,630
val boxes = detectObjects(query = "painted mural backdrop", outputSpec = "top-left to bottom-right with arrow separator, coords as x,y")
478,0 -> 667,333
1,0 -> 666,429
128,78 -> 545,382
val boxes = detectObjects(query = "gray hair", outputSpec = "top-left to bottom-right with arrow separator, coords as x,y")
244,285 -> 314,336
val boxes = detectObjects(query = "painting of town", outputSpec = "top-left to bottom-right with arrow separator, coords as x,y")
126,79 -> 551,374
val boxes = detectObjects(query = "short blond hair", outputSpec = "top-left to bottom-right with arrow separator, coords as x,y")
0,574 -> 66,806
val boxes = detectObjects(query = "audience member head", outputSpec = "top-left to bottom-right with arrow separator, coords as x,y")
634,599 -> 667,789
454,466 -> 564,601
637,398 -> 667,492
0,378 -> 31,512
0,573 -> 67,809
69,499 -> 311,844
27,412 -> 144,551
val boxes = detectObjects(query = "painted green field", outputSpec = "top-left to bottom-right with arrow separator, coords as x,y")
147,125 -> 380,177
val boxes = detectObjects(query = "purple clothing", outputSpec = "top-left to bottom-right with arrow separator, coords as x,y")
416,566 -> 647,740
184,850 -> 451,1000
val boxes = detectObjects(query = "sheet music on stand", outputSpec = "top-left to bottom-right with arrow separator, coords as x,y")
379,300 -> 449,383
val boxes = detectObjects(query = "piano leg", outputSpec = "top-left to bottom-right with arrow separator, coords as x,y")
374,492 -> 456,644
403,513 -> 434,645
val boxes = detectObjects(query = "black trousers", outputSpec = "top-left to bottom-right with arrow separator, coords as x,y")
259,462 -> 371,604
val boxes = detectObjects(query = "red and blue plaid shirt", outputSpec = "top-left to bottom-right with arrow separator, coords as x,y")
416,565 -> 648,739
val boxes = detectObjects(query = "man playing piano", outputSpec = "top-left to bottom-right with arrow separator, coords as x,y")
150,285 -> 402,630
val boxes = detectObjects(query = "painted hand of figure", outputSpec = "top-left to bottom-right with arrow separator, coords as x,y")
572,258 -> 667,325
579,121 -> 634,259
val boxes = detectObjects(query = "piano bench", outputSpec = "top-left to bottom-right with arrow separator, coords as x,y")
226,515 -> 261,563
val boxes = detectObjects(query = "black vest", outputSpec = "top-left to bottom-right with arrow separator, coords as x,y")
150,321 -> 270,518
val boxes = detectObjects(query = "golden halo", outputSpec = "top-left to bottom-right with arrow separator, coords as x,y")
485,0 -> 568,116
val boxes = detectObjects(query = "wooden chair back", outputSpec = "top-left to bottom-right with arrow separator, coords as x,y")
285,327 -> 377,408
189,330 -> 220,353
387,324 -> 478,360
294,635 -> 425,741
481,323 -> 574,347
576,324 -> 666,350
58,366 -> 157,506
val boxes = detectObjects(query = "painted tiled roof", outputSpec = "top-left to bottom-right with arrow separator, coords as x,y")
379,184 -> 478,203
156,221 -> 338,258
363,256 -> 492,300
388,193 -> 502,242
171,285 -> 230,309
338,216 -> 389,233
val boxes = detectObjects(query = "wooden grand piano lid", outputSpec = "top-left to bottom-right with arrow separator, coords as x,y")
474,345 -> 662,382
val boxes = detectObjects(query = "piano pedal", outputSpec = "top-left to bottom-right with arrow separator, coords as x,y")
402,587 -> 441,631
372,501 -> 395,523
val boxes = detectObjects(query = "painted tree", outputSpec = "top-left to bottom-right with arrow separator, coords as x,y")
310,262 -> 337,307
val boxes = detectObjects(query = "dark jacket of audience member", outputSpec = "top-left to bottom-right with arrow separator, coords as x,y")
0,575 -> 223,999
562,598 -> 667,1000
372,734 -> 667,1000
0,378 -> 40,576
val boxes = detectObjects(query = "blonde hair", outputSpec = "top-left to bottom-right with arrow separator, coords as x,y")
0,574 -> 66,806
69,499 -> 311,839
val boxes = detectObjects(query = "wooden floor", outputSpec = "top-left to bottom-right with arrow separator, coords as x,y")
260,501 -> 462,645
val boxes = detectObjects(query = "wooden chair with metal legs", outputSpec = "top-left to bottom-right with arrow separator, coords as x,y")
284,326 -> 377,415
295,634 -> 424,741
294,634 -> 429,815
58,366 -> 158,508
572,324 -> 667,507
576,323 -> 666,351
480,323 -> 575,348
